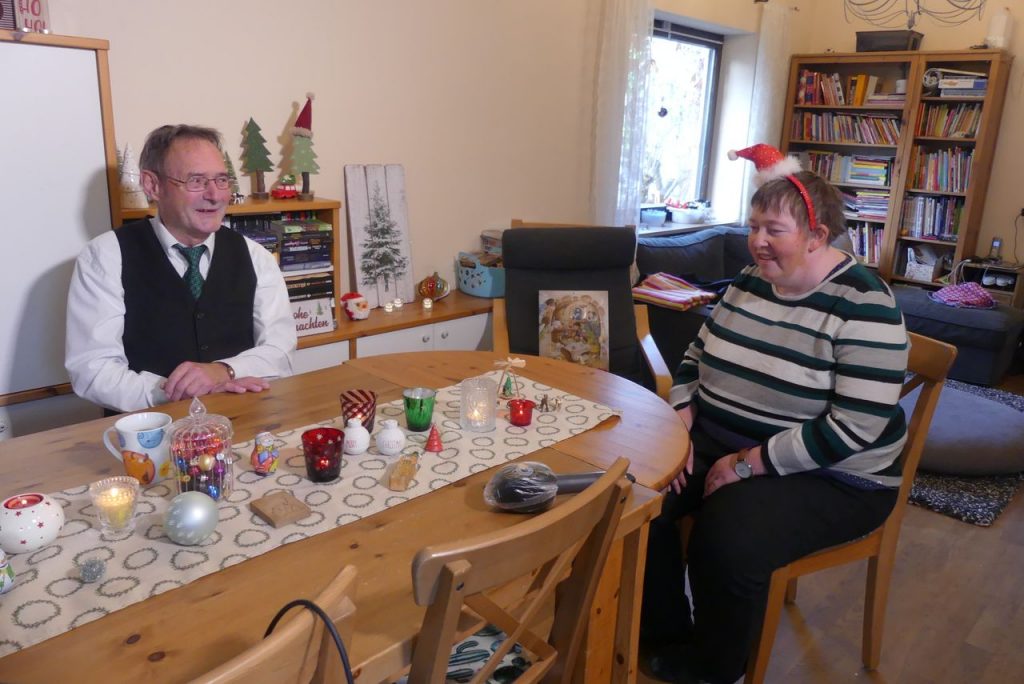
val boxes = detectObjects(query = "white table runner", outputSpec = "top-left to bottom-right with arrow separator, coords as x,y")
0,371 -> 619,655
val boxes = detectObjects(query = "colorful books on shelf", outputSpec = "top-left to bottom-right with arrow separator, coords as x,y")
938,77 -> 987,98
915,102 -> 981,138
271,218 -> 334,273
908,146 -> 973,193
226,215 -> 282,258
804,150 -> 893,186
790,111 -> 901,145
796,69 -> 846,105
841,189 -> 890,221
900,195 -> 962,241
847,222 -> 883,264
285,271 -> 334,302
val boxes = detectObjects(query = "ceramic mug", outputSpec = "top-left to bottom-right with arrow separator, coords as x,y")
102,412 -> 173,486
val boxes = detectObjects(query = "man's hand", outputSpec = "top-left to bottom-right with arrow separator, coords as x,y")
665,441 -> 695,495
162,361 -> 233,402
216,376 -> 271,395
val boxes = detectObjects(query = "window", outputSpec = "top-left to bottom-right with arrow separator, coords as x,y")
642,20 -> 723,208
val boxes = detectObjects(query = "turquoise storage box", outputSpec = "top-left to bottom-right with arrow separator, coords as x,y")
456,252 -> 505,298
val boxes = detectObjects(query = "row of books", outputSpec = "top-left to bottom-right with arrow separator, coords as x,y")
791,112 -> 901,145
907,146 -> 974,193
795,69 -> 905,107
225,214 -> 281,257
285,271 -> 334,302
915,102 -> 982,138
900,195 -> 963,242
847,223 -> 883,265
803,151 -> 893,186
841,189 -> 890,221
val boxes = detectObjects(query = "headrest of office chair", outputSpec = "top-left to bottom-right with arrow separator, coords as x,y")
502,227 -> 636,271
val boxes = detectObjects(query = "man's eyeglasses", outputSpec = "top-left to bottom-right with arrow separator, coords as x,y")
161,174 -> 232,192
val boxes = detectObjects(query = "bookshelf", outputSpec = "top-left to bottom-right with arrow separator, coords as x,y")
119,197 -> 344,347
781,50 -> 1011,288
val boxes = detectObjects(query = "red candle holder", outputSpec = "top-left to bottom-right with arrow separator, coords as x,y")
340,389 -> 377,432
301,427 -> 344,482
507,399 -> 536,427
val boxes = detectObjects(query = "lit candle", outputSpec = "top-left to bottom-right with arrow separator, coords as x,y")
5,494 -> 43,510
422,297 -> 433,310
383,301 -> 394,313
393,297 -> 404,309
89,477 -> 140,533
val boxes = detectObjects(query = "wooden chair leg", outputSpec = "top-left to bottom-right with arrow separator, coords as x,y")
744,567 -> 789,684
612,525 -> 649,683
862,553 -> 893,670
784,578 -> 798,604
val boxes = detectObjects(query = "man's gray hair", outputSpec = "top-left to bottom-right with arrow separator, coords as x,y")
139,124 -> 222,175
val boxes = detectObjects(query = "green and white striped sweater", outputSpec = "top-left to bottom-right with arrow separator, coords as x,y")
670,259 -> 909,488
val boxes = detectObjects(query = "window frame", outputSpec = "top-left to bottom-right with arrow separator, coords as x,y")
649,18 -> 724,202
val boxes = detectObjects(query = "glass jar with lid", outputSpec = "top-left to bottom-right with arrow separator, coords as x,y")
169,397 -> 234,501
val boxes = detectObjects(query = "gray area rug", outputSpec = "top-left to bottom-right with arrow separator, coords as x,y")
905,380 -> 1024,527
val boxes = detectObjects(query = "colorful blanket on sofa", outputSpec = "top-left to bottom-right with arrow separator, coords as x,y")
632,272 -> 717,312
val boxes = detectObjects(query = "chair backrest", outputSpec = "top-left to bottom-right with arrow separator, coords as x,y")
501,227 -> 648,385
407,458 -> 631,684
892,332 -> 957,523
193,564 -> 358,684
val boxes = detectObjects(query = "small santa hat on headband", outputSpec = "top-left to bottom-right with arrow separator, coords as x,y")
293,93 -> 314,139
727,143 -> 802,187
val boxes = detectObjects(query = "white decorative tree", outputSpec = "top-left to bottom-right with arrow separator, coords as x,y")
119,144 -> 149,209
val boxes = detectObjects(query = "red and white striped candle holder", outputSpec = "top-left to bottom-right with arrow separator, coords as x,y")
340,389 -> 377,432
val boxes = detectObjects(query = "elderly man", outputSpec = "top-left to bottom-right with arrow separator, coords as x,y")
66,124 -> 295,413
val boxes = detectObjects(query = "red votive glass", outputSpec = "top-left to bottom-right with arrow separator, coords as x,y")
340,389 -> 377,432
301,427 -> 344,482
508,399 -> 536,427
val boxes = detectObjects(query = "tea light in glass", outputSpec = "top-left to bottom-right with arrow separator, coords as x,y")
89,476 -> 140,534
460,377 -> 497,432
393,297 -> 404,309
422,297 -> 433,310
383,301 -> 394,313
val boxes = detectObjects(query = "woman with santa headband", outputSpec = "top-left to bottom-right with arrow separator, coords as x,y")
641,144 -> 908,684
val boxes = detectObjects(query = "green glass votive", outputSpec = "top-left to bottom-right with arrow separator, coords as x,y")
402,388 -> 436,432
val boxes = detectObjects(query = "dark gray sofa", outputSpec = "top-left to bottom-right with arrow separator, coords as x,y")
636,224 -> 751,373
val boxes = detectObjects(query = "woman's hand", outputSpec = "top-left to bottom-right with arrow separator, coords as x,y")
665,440 -> 695,495
703,452 -> 742,498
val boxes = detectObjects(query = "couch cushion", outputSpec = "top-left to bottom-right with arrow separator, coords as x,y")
894,285 -> 1024,350
636,225 -> 749,283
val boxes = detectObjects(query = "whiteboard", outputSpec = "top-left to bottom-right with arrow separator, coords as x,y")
0,36 -> 115,398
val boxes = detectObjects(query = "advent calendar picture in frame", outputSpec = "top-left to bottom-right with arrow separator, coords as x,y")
538,290 -> 609,370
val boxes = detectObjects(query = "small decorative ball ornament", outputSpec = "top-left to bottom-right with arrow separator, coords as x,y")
164,491 -> 218,546
198,454 -> 216,472
375,419 -> 405,457
78,558 -> 106,584
0,493 -> 65,554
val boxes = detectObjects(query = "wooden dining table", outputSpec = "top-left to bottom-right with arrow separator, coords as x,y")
0,351 -> 688,683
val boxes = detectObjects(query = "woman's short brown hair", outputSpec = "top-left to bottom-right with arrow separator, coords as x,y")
750,171 -> 846,241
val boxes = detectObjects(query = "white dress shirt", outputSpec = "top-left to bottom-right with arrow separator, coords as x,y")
65,218 -> 296,412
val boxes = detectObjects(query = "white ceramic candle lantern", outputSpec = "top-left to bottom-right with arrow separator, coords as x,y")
0,493 -> 65,554
460,377 -> 497,432
343,418 -> 371,455
375,419 -> 405,456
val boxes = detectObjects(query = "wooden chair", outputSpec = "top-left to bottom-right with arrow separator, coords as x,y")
744,332 -> 957,683
193,564 -> 358,684
493,224 -> 672,401
405,458 -> 631,683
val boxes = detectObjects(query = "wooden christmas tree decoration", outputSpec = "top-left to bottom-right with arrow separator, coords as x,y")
425,424 -> 443,452
222,150 -> 243,203
241,117 -> 273,200
495,357 -> 526,400
290,93 -> 319,201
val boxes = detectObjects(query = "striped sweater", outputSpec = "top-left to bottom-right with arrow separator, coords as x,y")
670,260 -> 909,488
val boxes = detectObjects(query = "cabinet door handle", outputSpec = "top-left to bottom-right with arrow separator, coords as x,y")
422,335 -> 431,344
441,331 -> 449,339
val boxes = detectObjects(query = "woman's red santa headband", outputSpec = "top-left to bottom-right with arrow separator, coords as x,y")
728,143 -> 816,231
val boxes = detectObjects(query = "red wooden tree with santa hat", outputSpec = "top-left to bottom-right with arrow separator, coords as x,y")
291,93 -> 320,201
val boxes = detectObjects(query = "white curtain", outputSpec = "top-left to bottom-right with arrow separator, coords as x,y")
741,2 -> 793,218
590,0 -> 654,227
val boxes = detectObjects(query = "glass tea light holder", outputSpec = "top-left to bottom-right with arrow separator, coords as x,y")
89,476 -> 140,534
460,377 -> 497,432
507,398 -> 536,427
340,389 -> 377,432
422,297 -> 433,310
301,427 -> 344,482
403,388 -> 437,432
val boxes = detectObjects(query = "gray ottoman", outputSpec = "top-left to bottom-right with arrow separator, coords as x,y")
893,285 -> 1024,386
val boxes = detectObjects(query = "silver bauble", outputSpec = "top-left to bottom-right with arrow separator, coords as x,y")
164,491 -> 218,546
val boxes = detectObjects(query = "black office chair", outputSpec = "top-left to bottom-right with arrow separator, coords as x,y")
493,227 -> 670,400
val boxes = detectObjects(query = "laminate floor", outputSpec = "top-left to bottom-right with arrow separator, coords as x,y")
638,371 -> 1024,684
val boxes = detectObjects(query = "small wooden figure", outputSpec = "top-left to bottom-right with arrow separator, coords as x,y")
241,117 -> 273,200
387,452 -> 419,491
250,431 -> 279,475
495,357 -> 526,400
250,491 -> 312,528
291,94 -> 319,201
425,424 -> 443,453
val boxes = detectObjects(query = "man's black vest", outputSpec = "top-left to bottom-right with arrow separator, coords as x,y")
117,220 -> 257,378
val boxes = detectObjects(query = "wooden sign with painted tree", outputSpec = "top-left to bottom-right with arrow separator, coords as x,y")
241,117 -> 273,200
291,93 -> 319,201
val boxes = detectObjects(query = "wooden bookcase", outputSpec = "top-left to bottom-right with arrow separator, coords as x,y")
780,49 -> 1011,293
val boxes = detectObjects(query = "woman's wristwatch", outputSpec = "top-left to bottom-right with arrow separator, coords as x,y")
216,361 -> 236,380
734,448 -> 753,479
